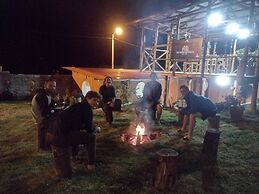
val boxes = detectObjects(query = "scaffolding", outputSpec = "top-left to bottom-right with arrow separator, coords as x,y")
129,0 -> 259,76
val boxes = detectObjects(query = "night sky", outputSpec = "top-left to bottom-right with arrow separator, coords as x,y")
0,0 -> 183,74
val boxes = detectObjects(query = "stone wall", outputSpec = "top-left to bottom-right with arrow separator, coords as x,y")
0,72 -> 79,100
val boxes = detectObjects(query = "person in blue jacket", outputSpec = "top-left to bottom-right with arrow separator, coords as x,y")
178,85 -> 217,141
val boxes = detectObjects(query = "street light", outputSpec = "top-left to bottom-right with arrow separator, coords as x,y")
112,27 -> 123,69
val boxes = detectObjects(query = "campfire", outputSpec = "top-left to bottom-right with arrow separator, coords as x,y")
121,122 -> 162,146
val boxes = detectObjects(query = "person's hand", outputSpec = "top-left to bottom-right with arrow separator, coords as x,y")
107,101 -> 114,108
145,102 -> 153,109
95,126 -> 101,133
53,93 -> 60,102
87,164 -> 96,171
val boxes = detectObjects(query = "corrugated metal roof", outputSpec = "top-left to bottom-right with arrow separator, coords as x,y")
128,0 -> 259,40
63,67 -> 180,80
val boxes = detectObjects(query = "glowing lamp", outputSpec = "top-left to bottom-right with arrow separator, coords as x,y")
208,13 -> 223,27
215,75 -> 230,87
237,28 -> 250,39
226,23 -> 240,34
115,27 -> 123,36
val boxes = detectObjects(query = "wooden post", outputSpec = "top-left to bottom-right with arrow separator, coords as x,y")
163,76 -> 169,107
139,28 -> 145,70
237,0 -> 255,95
250,43 -> 259,112
199,0 -> 212,95
153,149 -> 179,191
202,128 -> 221,163
152,25 -> 159,71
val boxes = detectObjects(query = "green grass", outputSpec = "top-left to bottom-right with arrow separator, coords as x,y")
0,102 -> 259,194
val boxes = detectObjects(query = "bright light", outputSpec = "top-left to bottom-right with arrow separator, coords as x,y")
237,28 -> 250,39
226,23 -> 240,34
215,76 -> 231,87
208,13 -> 223,27
115,27 -> 123,35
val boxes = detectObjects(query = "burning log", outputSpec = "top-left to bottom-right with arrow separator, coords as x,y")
136,131 -> 140,145
120,122 -> 161,146
153,149 -> 179,191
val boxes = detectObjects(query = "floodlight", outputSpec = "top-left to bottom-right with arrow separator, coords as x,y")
208,13 -> 223,27
237,28 -> 250,39
215,75 -> 230,87
226,23 -> 240,34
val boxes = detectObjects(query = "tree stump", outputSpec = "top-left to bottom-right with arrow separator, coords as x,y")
208,114 -> 220,129
229,106 -> 244,122
202,128 -> 221,163
51,145 -> 72,179
153,149 -> 179,191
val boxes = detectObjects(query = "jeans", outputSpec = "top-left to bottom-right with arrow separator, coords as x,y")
100,101 -> 113,124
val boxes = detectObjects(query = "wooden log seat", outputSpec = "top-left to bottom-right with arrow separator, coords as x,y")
153,149 -> 179,191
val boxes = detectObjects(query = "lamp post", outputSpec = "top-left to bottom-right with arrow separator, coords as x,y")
112,27 -> 123,69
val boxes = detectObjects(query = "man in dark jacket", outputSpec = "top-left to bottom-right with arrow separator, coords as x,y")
179,85 -> 217,140
47,91 -> 101,172
136,72 -> 163,124
99,76 -> 116,125
31,78 -> 58,150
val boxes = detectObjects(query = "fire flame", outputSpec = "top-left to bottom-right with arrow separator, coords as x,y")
121,123 -> 155,146
133,124 -> 145,145
136,124 -> 145,136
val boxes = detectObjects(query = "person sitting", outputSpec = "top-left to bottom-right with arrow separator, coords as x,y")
99,76 -> 116,125
135,72 -> 163,125
178,85 -> 217,141
46,91 -> 101,178
31,78 -> 59,151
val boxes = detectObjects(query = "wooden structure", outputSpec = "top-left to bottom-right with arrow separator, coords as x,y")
129,0 -> 259,97
153,149 -> 179,191
64,0 -> 259,108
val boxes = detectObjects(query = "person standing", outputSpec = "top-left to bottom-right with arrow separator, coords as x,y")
31,78 -> 59,151
178,85 -> 217,141
135,72 -> 163,125
99,76 -> 116,125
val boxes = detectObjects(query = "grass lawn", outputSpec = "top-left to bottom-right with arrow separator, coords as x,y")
0,101 -> 259,194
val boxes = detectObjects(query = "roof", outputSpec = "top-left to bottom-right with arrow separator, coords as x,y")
63,67 -> 178,80
129,0 -> 259,40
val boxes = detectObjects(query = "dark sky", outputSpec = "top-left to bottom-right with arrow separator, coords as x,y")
0,0 -> 183,74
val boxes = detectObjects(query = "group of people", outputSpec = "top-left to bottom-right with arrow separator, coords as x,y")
31,76 -> 122,174
31,72 -> 217,178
